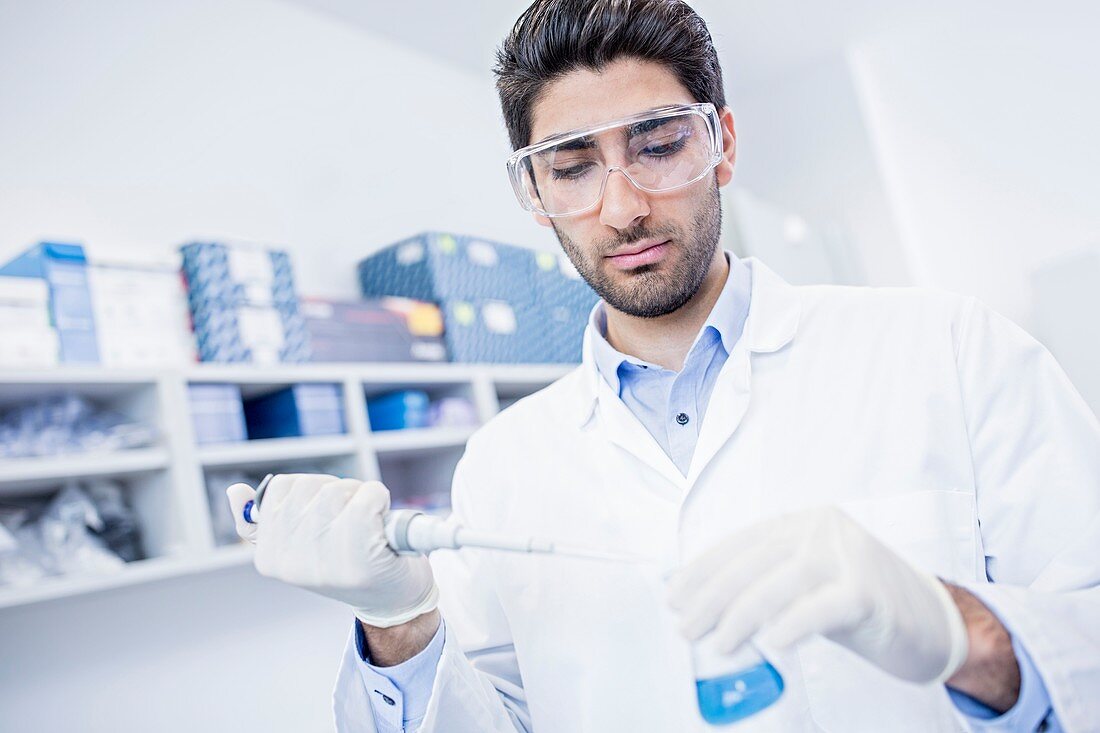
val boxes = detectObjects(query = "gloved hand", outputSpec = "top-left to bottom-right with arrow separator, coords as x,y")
225,474 -> 439,628
667,505 -> 969,684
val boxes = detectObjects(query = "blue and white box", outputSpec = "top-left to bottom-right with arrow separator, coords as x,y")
190,300 -> 310,364
358,232 -> 536,306
0,276 -> 59,367
531,250 -> 599,314
181,241 -> 310,364
358,233 -> 596,363
244,384 -> 345,440
367,390 -> 431,432
88,261 -> 196,367
0,242 -> 99,363
180,242 -> 297,308
188,384 -> 247,445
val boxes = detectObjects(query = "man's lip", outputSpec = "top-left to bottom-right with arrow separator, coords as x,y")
606,239 -> 670,257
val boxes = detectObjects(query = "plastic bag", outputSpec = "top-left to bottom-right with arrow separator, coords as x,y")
0,507 -> 47,587
37,484 -> 125,576
85,479 -> 145,562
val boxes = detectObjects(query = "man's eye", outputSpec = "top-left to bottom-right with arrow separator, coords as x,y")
551,161 -> 595,180
641,136 -> 688,157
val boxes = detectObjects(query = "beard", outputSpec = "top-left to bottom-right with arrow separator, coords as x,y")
551,181 -> 723,319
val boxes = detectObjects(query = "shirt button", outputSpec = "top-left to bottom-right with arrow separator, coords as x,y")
374,690 -> 396,706
675,412 -> 689,425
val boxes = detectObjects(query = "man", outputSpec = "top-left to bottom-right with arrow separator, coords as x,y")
227,1 -> 1100,730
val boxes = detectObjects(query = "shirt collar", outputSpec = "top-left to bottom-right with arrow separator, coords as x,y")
574,256 -> 800,427
587,251 -> 752,394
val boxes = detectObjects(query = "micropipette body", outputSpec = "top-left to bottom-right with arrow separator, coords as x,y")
242,474 -> 646,563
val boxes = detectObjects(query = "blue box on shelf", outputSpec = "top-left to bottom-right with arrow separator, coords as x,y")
438,298 -> 542,364
180,242 -> 298,308
243,384 -> 345,440
357,232 -> 536,307
0,242 -> 100,363
367,390 -> 430,432
188,384 -> 247,444
190,300 -> 311,364
358,233 -> 595,363
302,297 -> 447,363
530,250 -> 600,314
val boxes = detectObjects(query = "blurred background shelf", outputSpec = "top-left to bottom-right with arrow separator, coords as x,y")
0,447 -> 171,495
0,543 -> 254,610
0,363 -> 566,609
369,425 -> 477,456
197,435 -> 358,468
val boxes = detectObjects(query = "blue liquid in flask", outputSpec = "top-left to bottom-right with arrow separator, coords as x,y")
694,644 -> 784,725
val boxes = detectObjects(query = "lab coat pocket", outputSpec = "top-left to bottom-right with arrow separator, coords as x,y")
836,488 -> 980,583
798,489 -> 978,732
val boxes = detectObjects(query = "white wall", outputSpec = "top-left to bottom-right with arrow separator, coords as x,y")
725,54 -> 911,287
848,5 -> 1100,331
0,0 -> 556,300
0,1 -> 548,730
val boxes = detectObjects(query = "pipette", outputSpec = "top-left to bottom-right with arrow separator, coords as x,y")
242,474 -> 648,564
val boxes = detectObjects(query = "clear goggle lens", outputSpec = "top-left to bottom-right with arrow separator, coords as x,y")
507,103 -> 722,218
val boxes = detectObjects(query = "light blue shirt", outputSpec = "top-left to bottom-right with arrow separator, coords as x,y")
354,253 -> 1058,731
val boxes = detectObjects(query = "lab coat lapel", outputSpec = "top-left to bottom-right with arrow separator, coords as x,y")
573,322 -> 687,492
685,259 -> 801,487
685,341 -> 752,487
594,375 -> 688,490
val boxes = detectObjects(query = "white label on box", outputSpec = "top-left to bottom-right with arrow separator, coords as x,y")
0,304 -> 50,328
301,300 -> 334,319
243,283 -> 275,305
482,301 -> 516,335
0,276 -> 49,305
237,307 -> 286,349
467,241 -> 499,268
228,247 -> 274,283
397,242 -> 425,265
88,263 -> 195,366
0,328 -> 59,367
410,341 -> 447,361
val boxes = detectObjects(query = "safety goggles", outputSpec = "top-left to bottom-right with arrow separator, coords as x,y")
506,102 -> 723,218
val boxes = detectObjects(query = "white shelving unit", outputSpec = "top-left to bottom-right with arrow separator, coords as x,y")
0,363 -> 573,610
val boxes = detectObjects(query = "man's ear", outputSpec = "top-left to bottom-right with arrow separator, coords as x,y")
533,212 -> 552,227
715,106 -> 737,188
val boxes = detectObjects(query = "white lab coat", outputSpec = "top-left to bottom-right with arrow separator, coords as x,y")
334,259 -> 1100,732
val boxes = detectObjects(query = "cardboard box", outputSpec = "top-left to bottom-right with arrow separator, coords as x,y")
190,301 -> 310,364
181,241 -> 310,364
0,242 -> 99,363
358,233 -> 596,363
244,384 -> 345,439
302,297 -> 447,363
87,261 -> 197,367
180,241 -> 297,308
188,384 -> 247,445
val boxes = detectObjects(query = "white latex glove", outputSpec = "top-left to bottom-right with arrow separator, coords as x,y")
225,474 -> 439,628
667,506 -> 969,684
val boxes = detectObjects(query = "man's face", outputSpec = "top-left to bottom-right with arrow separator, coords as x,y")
528,58 -> 736,318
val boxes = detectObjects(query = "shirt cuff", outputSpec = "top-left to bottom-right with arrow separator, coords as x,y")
353,616 -> 446,733
947,592 -> 1058,732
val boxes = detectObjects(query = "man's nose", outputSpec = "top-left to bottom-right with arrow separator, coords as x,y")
598,167 -> 650,230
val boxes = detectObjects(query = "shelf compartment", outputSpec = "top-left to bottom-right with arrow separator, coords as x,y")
0,447 -> 171,496
0,545 -> 254,610
369,426 -> 475,457
197,435 -> 357,468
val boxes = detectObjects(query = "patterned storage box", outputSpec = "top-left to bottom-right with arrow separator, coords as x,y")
359,233 -> 597,363
181,241 -> 310,364
358,232 -> 536,306
189,300 -> 310,364
181,242 -> 297,308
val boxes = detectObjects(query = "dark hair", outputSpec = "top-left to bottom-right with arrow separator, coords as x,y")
493,0 -> 726,151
